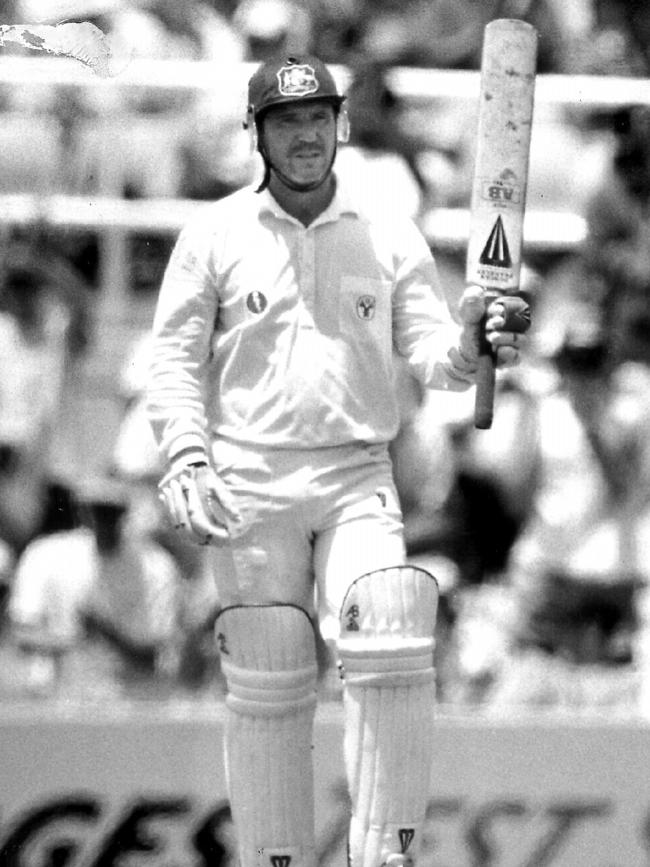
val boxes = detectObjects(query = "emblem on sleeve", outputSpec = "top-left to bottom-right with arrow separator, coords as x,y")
356,295 -> 376,320
247,291 -> 268,314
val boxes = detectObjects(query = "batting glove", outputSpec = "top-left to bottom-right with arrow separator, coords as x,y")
158,459 -> 240,547
453,285 -> 531,375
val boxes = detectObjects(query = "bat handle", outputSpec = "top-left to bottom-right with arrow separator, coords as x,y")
473,295 -> 498,430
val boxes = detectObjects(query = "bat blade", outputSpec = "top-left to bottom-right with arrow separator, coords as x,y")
466,18 -> 537,429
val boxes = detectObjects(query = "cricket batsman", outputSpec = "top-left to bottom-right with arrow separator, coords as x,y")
146,54 -> 529,867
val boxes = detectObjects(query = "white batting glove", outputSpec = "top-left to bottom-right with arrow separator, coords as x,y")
158,459 -> 241,547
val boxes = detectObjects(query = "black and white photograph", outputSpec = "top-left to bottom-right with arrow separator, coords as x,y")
0,1 -> 649,864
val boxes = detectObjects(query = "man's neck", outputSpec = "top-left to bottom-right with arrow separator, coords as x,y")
268,173 -> 336,227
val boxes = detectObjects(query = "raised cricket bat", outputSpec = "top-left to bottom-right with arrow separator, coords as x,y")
466,18 -> 538,429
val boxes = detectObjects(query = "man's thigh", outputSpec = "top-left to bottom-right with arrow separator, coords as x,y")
207,440 -> 404,619
208,513 -> 315,611
313,491 -> 406,645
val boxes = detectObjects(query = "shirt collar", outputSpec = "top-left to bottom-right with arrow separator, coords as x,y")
256,174 -> 360,227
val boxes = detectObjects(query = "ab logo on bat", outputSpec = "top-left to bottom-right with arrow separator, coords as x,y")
481,169 -> 521,205
482,181 -> 521,204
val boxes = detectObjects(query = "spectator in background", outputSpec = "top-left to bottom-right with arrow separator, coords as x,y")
0,540 -> 15,632
343,0 -> 496,69
308,0 -> 568,71
15,0 -> 245,63
0,232 -> 92,556
7,477 -> 183,696
1,0 -> 18,22
391,267 -> 544,592
12,0 -> 248,201
113,331 -> 165,484
112,332 -> 222,690
556,0 -> 650,76
176,86 -> 254,201
334,59 -> 434,220
458,108 -> 650,712
467,312 -> 650,712
232,0 -> 311,60
585,107 -> 650,274
324,0 -> 574,224
388,362 -> 538,703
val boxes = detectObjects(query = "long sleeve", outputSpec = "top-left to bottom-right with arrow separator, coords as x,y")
146,221 -> 220,466
390,218 -> 474,392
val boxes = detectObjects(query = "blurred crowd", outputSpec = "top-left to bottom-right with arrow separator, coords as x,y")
0,0 -> 650,714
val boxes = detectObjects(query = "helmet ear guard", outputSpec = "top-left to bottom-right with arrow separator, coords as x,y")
336,105 -> 350,144
243,107 -> 258,153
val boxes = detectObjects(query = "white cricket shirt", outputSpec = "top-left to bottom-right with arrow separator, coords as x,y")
147,182 -> 468,464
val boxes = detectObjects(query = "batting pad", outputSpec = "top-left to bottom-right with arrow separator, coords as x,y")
337,566 -> 438,867
216,604 -> 319,867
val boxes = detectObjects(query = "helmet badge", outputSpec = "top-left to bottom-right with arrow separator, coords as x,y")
276,63 -> 319,97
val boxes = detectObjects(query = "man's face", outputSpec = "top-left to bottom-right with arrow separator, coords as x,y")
262,100 -> 338,188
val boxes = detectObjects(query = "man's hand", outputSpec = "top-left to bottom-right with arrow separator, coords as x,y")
158,461 -> 241,546
454,285 -> 531,373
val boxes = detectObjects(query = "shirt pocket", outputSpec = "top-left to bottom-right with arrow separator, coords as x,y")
339,276 -> 392,361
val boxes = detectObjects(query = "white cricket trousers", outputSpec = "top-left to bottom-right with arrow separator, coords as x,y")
209,439 -> 436,867
207,438 -> 406,639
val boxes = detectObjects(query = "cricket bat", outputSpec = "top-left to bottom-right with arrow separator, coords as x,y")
466,18 -> 538,429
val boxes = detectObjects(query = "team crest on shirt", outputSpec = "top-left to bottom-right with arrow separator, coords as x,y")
247,291 -> 268,314
356,294 -> 376,320
277,63 -> 319,97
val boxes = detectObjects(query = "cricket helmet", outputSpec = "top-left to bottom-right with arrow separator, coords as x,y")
245,54 -> 348,193
245,54 -> 345,126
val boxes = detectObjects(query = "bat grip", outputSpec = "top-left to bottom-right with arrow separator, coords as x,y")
474,305 -> 497,430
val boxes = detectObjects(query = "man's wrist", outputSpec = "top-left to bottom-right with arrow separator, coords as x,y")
169,447 -> 209,474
